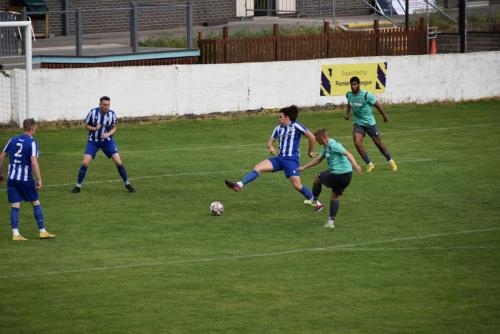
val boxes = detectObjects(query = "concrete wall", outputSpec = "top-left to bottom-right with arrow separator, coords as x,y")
7,51 -> 493,123
1,51 -> 498,124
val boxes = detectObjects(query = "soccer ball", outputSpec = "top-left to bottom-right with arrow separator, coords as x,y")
210,201 -> 224,216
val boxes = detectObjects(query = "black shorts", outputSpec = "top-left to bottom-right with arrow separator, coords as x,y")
353,124 -> 380,138
318,170 -> 352,195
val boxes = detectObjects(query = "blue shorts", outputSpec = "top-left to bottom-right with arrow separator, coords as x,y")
353,124 -> 380,138
7,180 -> 39,203
85,139 -> 118,159
269,156 -> 300,178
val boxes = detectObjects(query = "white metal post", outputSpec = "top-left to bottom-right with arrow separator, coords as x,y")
24,22 -> 32,123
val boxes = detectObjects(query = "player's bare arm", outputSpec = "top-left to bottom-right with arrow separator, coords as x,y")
267,136 -> 277,155
344,150 -> 362,175
0,151 -> 6,182
305,131 -> 316,158
374,102 -> 389,122
102,125 -> 117,139
31,156 -> 42,189
344,104 -> 351,120
85,123 -> 101,131
299,155 -> 324,171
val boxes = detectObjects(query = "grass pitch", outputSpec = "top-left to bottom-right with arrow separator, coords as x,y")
1,100 -> 499,333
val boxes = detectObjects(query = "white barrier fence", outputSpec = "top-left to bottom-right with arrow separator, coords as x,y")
1,51 -> 499,124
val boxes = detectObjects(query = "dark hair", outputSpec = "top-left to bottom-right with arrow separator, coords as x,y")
350,76 -> 360,84
23,118 -> 36,131
100,96 -> 111,103
314,128 -> 328,139
280,105 -> 299,122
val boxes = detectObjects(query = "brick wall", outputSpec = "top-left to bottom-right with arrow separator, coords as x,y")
0,0 -> 236,35
1,1 -> 380,35
437,32 -> 500,53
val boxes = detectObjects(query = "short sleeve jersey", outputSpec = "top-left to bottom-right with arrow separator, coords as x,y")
85,108 -> 117,142
271,122 -> 308,159
2,134 -> 38,182
346,90 -> 377,126
320,138 -> 352,174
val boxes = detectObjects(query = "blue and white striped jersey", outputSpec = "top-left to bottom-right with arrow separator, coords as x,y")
271,122 -> 308,159
85,108 -> 117,142
2,134 -> 38,182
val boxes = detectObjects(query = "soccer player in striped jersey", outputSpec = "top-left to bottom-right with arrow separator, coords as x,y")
300,128 -> 362,228
225,105 -> 319,207
72,96 -> 135,193
345,76 -> 398,172
0,119 -> 55,240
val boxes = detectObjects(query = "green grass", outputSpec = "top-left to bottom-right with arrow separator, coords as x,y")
1,100 -> 500,333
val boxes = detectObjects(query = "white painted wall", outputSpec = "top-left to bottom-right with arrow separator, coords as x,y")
2,51 -> 500,123
236,0 -> 253,17
0,73 -> 12,124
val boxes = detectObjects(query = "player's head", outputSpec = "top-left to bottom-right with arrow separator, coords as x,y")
350,76 -> 360,93
314,128 -> 329,145
99,96 -> 111,113
279,105 -> 299,125
23,118 -> 37,134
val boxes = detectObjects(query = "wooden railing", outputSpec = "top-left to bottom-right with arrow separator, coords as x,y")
199,19 -> 427,64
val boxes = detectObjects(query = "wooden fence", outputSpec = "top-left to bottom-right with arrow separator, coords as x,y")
199,19 -> 427,64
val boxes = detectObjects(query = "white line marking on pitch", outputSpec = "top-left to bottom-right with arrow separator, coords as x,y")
1,227 -> 498,279
326,245 -> 500,251
0,158 -> 434,192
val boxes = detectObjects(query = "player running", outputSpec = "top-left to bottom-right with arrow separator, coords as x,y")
72,96 -> 135,193
225,105 -> 318,205
300,128 -> 362,228
0,119 -> 55,240
345,76 -> 397,172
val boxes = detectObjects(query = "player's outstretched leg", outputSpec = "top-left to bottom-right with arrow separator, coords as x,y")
304,175 -> 324,212
353,132 -> 374,172
33,201 -> 55,239
225,170 -> 259,192
371,135 -> 398,172
10,204 -> 27,241
225,159 -> 273,192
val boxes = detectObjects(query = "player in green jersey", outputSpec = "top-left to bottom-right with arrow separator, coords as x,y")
300,128 -> 362,228
345,76 -> 397,172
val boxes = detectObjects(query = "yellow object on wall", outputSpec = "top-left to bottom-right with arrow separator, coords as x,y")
320,62 -> 387,96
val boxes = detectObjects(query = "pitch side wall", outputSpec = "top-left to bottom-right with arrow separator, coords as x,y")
21,51 -> 500,122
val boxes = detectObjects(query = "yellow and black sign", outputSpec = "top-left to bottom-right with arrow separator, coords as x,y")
320,62 -> 387,96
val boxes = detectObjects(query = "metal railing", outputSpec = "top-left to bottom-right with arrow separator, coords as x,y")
245,0 -> 331,18
19,1 -> 193,56
0,11 -> 22,55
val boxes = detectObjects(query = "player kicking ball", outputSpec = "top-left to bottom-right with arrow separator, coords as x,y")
0,119 -> 55,240
300,128 -> 362,228
225,105 -> 319,207
72,96 -> 135,193
345,76 -> 397,172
